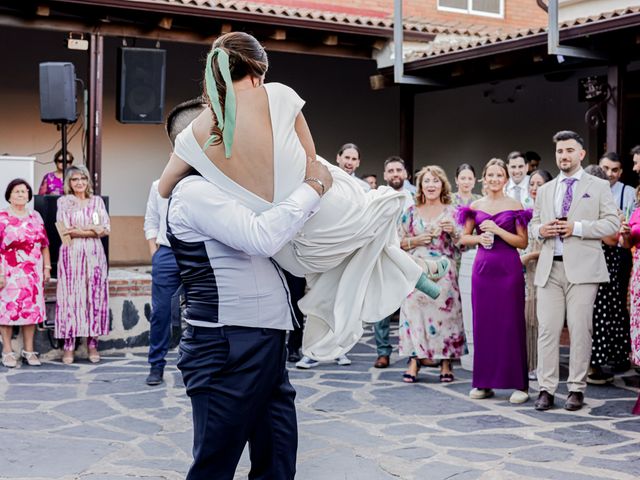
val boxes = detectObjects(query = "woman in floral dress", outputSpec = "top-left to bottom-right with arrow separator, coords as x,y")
55,165 -> 110,364
38,149 -> 74,195
0,179 -> 50,367
398,166 -> 465,383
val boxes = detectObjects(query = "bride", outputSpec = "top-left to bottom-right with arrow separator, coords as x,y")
159,32 -> 447,361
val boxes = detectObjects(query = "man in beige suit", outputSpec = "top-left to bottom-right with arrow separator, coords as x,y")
530,131 -> 619,411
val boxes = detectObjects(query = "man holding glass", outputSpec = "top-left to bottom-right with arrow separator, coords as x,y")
530,130 -> 619,412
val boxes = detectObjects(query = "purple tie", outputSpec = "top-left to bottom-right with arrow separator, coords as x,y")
561,177 -> 578,217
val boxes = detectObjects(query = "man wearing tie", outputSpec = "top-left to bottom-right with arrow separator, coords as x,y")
505,151 -> 531,207
530,131 -> 619,411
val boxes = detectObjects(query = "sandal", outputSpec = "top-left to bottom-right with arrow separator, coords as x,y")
62,351 -> 74,365
439,373 -> 454,383
402,357 -> 420,383
88,348 -> 100,364
21,350 -> 41,366
2,352 -> 17,368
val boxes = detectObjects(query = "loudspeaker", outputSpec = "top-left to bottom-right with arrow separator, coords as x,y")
34,195 -> 110,279
39,62 -> 77,123
117,47 -> 166,124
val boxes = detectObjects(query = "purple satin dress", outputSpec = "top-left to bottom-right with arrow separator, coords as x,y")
458,207 -> 532,391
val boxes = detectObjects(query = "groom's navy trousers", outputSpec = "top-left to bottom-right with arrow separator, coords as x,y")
178,325 -> 297,480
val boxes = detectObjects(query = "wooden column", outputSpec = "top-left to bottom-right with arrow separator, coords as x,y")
87,33 -> 104,194
606,64 -> 625,155
399,87 -> 415,177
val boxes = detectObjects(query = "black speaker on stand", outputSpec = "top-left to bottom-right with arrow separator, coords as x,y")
39,62 -> 78,175
117,47 -> 166,124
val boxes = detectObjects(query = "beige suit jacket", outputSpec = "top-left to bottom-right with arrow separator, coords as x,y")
531,173 -> 619,287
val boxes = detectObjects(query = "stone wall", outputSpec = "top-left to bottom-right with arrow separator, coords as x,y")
4,267 -> 180,361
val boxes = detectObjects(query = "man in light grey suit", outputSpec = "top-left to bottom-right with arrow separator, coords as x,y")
530,131 -> 620,411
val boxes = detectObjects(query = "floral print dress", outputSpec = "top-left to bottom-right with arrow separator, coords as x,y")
398,204 -> 465,360
38,172 -> 64,195
0,210 -> 49,325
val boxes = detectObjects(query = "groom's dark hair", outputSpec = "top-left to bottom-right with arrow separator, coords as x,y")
552,130 -> 585,149
166,98 -> 207,146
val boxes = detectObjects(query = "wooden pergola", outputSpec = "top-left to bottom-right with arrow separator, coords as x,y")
0,0 -> 436,192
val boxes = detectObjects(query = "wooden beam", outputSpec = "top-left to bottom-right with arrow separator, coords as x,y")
36,5 -> 50,16
399,88 -> 415,175
0,15 -> 371,59
158,17 -> 173,30
270,29 -> 286,41
606,64 -> 625,154
323,35 -> 338,46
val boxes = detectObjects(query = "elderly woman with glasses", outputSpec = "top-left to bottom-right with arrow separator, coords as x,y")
55,165 -> 110,364
38,149 -> 75,195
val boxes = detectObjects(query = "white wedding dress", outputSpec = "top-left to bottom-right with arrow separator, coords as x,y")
173,82 -> 421,360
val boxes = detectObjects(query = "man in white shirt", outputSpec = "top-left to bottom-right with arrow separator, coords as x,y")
599,152 -> 636,215
335,142 -> 371,192
374,156 -> 414,368
505,151 -> 530,206
530,130 -> 619,412
143,99 -> 206,386
169,156 -> 331,480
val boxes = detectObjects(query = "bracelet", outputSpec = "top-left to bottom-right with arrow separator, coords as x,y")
44,266 -> 52,270
303,177 -> 325,196
407,238 -> 412,249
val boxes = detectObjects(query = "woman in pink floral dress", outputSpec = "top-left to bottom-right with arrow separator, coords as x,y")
398,166 -> 465,383
55,165 -> 110,364
38,149 -> 74,195
0,179 -> 51,368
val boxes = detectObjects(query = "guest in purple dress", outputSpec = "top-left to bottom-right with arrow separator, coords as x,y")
459,158 -> 531,404
38,149 -> 74,195
55,165 -> 110,365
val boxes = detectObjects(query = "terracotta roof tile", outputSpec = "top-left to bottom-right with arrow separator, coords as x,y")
127,0 -> 491,37
406,6 -> 640,62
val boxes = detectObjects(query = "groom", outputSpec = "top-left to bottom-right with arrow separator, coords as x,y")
530,130 -> 619,411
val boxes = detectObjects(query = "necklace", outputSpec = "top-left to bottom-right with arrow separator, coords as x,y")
8,205 -> 28,218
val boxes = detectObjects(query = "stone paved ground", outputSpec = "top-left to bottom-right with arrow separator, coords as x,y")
1,327 -> 639,480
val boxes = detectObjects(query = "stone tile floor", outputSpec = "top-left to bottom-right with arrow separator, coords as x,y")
1,327 -> 639,480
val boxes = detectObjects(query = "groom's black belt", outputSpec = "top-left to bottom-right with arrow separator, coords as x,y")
553,255 -> 563,262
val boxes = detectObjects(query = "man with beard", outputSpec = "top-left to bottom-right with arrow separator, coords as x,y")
531,130 -> 619,411
373,156 -> 415,368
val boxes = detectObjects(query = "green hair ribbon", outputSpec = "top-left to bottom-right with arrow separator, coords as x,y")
204,48 -> 236,158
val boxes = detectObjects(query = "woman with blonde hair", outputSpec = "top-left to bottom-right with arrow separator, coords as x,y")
398,166 -> 465,383
55,165 -> 110,364
459,158 -> 531,404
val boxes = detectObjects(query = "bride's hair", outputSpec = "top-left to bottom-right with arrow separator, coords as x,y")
203,32 -> 269,147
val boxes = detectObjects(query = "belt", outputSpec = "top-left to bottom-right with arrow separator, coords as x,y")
553,255 -> 563,262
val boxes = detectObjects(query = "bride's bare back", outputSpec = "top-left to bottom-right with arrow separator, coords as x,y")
192,87 -> 275,203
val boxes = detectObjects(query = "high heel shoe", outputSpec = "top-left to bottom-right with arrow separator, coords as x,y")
88,348 -> 100,364
402,357 -> 421,383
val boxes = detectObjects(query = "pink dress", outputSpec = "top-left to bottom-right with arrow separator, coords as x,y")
628,208 -> 640,415
0,210 -> 49,325
55,195 -> 110,341
38,172 -> 64,195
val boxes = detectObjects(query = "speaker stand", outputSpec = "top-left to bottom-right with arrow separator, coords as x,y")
57,122 -> 69,177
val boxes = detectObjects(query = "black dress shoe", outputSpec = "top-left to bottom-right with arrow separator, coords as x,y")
534,391 -> 554,411
145,367 -> 164,386
287,350 -> 302,363
564,391 -> 584,411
